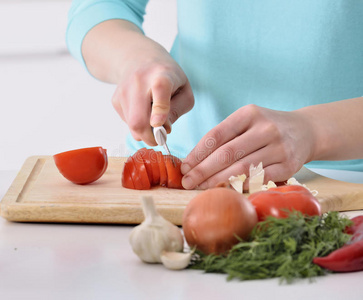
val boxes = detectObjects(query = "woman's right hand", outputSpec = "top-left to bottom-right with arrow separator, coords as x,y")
83,19 -> 194,146
111,42 -> 194,146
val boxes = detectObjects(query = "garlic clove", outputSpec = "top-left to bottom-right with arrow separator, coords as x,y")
160,250 -> 192,270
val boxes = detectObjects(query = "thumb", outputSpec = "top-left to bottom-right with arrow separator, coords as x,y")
150,76 -> 173,127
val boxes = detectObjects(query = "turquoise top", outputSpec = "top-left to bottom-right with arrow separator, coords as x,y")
66,0 -> 363,171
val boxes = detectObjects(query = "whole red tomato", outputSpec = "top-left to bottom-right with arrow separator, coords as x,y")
53,147 -> 108,184
248,185 -> 321,221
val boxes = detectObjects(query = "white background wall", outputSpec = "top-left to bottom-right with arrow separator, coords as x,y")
0,0 -> 177,170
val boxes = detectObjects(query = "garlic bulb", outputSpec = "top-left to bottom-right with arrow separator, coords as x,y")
129,196 -> 184,264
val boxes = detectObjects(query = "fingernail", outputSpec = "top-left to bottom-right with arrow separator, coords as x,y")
151,114 -> 166,127
181,163 -> 191,175
182,176 -> 194,189
198,182 -> 208,190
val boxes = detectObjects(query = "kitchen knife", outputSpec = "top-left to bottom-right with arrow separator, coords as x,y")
153,126 -> 176,166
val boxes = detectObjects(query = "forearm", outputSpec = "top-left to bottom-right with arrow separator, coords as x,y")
82,19 -> 171,84
296,97 -> 363,162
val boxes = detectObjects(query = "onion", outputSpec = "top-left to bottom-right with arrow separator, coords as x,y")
182,187 -> 258,255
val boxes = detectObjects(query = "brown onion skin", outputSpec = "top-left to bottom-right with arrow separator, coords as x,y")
182,187 -> 258,255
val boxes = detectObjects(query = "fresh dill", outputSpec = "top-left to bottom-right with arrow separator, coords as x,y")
189,211 -> 352,283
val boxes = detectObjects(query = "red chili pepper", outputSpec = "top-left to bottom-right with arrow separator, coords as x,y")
313,216 -> 363,272
248,185 -> 322,221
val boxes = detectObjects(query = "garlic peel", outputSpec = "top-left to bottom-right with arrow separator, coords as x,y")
249,162 -> 264,194
228,174 -> 246,194
129,196 -> 184,263
286,177 -> 318,196
160,251 -> 192,270
261,180 -> 277,190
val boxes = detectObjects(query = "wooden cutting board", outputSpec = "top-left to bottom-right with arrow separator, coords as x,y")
1,156 -> 363,225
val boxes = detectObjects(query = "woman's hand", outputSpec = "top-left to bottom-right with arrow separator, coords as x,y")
111,43 -> 194,146
83,20 -> 194,146
180,104 -> 317,189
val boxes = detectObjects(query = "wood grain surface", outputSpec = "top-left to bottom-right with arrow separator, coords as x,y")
1,156 -> 363,225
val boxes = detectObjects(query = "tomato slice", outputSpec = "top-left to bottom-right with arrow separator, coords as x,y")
126,156 -> 145,190
146,149 -> 160,185
164,155 -> 183,189
53,147 -> 108,184
138,148 -> 154,184
131,152 -> 151,190
156,151 -> 167,187
121,157 -> 135,189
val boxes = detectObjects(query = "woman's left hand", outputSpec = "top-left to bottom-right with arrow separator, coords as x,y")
180,104 -> 317,190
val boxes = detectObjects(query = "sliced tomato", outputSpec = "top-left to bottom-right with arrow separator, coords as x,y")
131,152 -> 151,190
121,149 -> 184,190
138,148 -> 154,184
124,156 -> 144,190
147,149 -> 160,185
53,147 -> 108,185
164,155 -> 183,189
121,157 -> 135,189
156,151 -> 167,187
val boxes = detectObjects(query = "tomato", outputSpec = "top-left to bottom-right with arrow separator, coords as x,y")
132,152 -> 151,190
164,155 -> 183,189
121,149 -> 184,190
53,147 -> 108,184
248,185 -> 321,221
147,149 -> 160,185
139,148 -> 160,185
121,157 -> 135,189
124,156 -> 143,190
156,151 -> 168,187
138,148 -> 154,183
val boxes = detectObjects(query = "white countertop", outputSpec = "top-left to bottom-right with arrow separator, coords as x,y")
0,168 -> 362,300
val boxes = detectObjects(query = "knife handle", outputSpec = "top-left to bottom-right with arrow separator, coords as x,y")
152,126 -> 167,146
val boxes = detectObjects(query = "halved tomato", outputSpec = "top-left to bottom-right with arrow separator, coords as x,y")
53,147 -> 108,184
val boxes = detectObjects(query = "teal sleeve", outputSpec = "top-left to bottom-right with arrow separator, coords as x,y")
66,0 -> 149,68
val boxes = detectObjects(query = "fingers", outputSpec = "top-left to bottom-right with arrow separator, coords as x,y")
112,73 -> 156,145
183,147 -> 302,190
168,80 -> 194,125
181,104 -> 256,175
181,129 -> 267,189
193,144 -> 294,190
112,68 -> 194,146
150,75 -> 174,127
182,139 -> 303,190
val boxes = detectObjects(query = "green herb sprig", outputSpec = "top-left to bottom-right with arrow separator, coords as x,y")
189,211 -> 352,283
